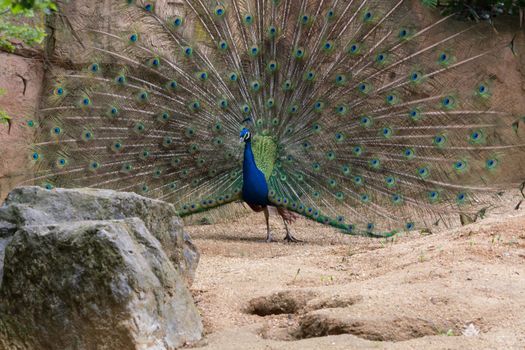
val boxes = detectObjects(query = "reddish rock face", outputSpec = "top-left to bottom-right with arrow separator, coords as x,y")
0,53 -> 43,200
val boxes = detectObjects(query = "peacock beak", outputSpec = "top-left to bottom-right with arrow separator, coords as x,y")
240,137 -> 244,143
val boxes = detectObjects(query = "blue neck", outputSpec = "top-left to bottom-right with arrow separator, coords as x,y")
243,140 -> 257,173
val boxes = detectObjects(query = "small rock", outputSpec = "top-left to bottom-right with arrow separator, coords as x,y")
463,323 -> 480,337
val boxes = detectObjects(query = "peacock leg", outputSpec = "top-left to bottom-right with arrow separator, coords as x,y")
263,206 -> 274,242
275,207 -> 301,242
281,217 -> 302,243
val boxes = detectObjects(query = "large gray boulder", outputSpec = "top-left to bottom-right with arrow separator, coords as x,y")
0,186 -> 199,284
0,187 -> 203,350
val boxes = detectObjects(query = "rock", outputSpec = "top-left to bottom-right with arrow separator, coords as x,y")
0,236 -> 12,290
0,187 -> 203,349
0,186 -> 199,284
0,219 -> 203,350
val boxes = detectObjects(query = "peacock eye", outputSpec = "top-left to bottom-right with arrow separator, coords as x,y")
457,193 -> 466,202
173,16 -> 183,27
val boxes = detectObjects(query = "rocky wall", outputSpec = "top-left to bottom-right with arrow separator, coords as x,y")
0,53 -> 43,200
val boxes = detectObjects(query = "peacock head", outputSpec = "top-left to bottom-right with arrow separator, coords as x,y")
240,128 -> 252,143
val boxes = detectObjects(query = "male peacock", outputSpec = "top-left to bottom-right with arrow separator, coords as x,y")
27,0 -> 525,241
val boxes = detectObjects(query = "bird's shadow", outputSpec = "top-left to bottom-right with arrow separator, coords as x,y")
191,232 -> 305,244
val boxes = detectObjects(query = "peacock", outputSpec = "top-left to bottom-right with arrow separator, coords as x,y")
25,0 -> 525,241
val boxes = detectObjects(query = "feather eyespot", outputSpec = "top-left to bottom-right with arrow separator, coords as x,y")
456,192 -> 467,204
267,26 -> 277,38
173,16 -> 183,27
218,40 -> 228,50
214,5 -> 226,17
244,14 -> 253,24
348,43 -> 360,54
250,46 -> 260,56
301,15 -> 310,24
486,158 -> 498,169
363,11 -> 373,21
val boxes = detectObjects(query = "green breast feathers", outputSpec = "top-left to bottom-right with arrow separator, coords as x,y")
251,135 -> 278,182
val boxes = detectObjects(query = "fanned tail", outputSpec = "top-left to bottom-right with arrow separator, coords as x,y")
25,0 -> 525,236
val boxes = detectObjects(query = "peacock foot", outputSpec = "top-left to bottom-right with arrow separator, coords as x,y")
266,231 -> 275,243
284,232 -> 302,243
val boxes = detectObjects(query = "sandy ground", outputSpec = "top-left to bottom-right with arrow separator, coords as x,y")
184,192 -> 525,350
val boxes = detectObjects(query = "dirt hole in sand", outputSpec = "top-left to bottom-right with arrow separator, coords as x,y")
246,291 -> 362,316
293,313 -> 461,342
246,291 -> 316,316
250,291 -> 464,342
